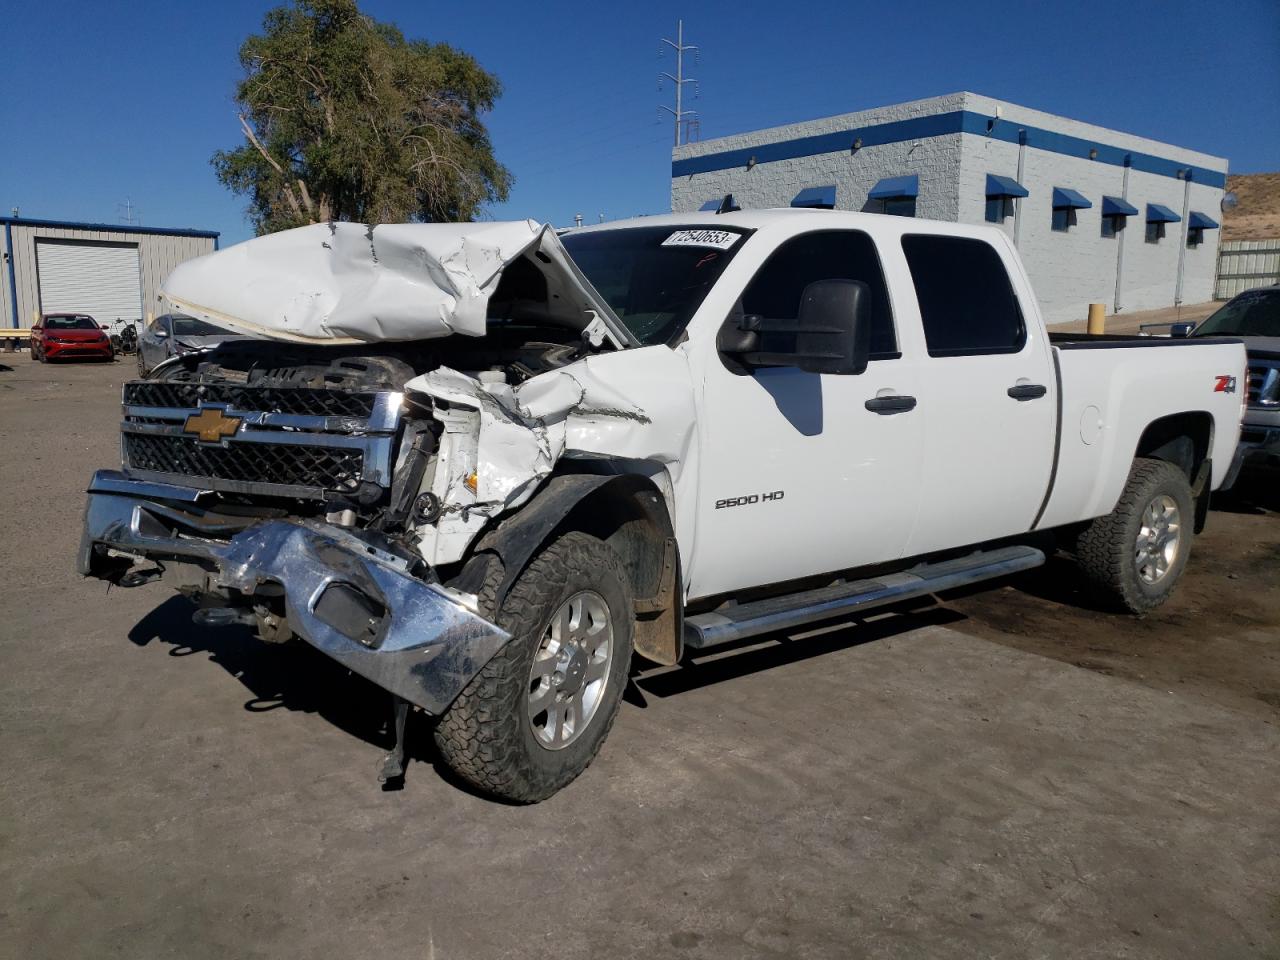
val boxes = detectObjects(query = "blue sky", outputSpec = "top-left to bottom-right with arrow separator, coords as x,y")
3,0 -> 1277,246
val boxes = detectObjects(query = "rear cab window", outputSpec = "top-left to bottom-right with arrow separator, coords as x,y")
900,235 -> 1025,357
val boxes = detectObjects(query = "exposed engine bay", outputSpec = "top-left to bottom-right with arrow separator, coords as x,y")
131,312 -> 599,556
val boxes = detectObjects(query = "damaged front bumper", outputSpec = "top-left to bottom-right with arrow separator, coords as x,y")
78,470 -> 510,714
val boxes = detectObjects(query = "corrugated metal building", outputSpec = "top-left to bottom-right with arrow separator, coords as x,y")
1,217 -> 219,331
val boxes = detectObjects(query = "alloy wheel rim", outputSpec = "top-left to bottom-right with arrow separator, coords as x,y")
1135,494 -> 1181,584
527,590 -> 613,750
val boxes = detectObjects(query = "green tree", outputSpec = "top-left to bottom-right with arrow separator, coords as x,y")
213,0 -> 511,234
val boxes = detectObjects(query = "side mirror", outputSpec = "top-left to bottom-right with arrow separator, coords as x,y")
718,279 -> 872,375
1170,321 -> 1196,338
154,329 -> 168,339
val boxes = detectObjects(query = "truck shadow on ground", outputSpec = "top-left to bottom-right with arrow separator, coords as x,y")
1212,479 -> 1279,516
126,593 -> 978,797
129,595 -> 504,795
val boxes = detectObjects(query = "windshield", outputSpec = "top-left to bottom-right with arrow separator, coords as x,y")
170,316 -> 230,338
45,315 -> 98,330
1194,289 -> 1280,337
561,225 -> 749,344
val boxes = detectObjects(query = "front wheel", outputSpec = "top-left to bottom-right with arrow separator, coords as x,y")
1074,458 -> 1194,614
433,531 -> 634,802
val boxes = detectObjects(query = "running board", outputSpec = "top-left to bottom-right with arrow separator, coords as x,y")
683,545 -> 1045,650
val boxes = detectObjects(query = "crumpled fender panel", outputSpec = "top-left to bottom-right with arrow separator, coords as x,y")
406,347 -> 700,570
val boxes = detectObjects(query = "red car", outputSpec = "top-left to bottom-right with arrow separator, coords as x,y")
30,313 -> 115,362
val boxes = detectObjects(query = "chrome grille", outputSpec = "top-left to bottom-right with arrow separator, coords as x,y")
123,381 -> 378,419
1246,360 -> 1280,408
120,381 -> 402,499
124,434 -> 364,491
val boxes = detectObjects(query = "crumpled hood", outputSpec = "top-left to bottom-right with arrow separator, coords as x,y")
161,220 -> 628,345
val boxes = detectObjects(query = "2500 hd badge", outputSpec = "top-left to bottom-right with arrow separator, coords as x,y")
715,490 -> 786,509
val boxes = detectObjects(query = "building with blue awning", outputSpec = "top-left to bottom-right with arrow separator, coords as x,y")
671,91 -> 1228,322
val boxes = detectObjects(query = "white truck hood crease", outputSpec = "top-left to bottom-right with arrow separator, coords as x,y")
160,220 -> 629,345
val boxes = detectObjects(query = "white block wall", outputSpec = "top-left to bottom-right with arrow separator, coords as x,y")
671,94 -> 968,222
672,92 -> 1228,325
956,94 -> 1226,324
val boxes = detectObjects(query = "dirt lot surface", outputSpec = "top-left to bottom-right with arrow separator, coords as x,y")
2,354 -> 1278,960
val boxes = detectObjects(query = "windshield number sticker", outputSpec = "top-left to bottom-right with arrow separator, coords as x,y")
662,229 -> 738,250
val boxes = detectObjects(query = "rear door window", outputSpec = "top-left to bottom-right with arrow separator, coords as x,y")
901,235 -> 1025,357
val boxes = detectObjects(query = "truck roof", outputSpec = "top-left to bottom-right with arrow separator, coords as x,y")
569,208 -> 1014,244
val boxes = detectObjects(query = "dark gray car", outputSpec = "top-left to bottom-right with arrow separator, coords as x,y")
137,314 -> 247,376
1191,285 -> 1280,486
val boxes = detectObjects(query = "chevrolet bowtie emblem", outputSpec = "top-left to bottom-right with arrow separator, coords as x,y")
183,407 -> 242,442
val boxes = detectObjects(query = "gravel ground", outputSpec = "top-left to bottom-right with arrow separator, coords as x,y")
2,354 -> 1278,960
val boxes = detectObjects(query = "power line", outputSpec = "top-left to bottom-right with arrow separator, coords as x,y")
658,20 -> 698,147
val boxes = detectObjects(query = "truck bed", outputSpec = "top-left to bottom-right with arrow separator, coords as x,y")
1048,332 -> 1241,350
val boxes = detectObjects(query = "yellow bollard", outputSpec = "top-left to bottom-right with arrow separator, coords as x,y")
1087,303 -> 1106,335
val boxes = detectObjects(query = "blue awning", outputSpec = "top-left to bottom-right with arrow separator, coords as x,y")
985,174 -> 1028,198
868,174 -> 918,200
1147,203 -> 1181,223
1101,196 -> 1139,217
698,200 -> 720,211
1052,187 -> 1092,209
1188,211 -> 1219,230
792,185 -> 836,209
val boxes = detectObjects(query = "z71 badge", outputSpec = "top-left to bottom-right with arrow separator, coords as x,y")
1214,375 -> 1237,394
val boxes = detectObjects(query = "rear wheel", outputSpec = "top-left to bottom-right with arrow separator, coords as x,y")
1074,458 -> 1194,614
433,531 -> 633,802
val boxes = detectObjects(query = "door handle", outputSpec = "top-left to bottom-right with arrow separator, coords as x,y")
864,394 -> 917,414
1007,384 -> 1048,401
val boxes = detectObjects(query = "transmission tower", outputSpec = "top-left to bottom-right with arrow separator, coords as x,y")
659,20 -> 698,147
117,197 -> 141,227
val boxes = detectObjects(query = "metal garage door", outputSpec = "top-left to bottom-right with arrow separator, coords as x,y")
36,239 -> 142,325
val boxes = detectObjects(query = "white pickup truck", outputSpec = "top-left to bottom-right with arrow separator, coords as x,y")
78,210 -> 1247,801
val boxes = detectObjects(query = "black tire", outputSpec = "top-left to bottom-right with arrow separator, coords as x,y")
1074,458 -> 1194,614
433,532 -> 634,803
137,351 -> 147,378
